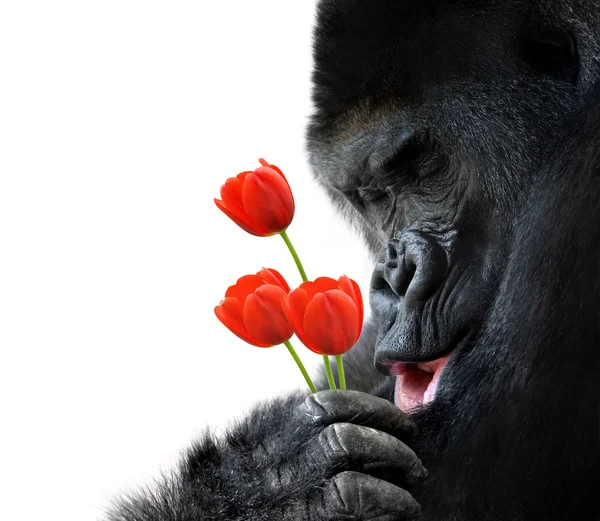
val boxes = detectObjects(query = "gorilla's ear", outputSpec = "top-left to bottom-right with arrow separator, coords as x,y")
520,26 -> 579,84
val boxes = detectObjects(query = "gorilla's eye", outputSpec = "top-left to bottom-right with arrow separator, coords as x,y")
521,28 -> 579,85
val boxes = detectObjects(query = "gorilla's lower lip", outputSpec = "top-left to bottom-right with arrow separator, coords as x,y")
392,355 -> 452,412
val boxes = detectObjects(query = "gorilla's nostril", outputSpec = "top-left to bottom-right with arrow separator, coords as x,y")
376,231 -> 448,303
382,238 -> 416,298
383,239 -> 405,297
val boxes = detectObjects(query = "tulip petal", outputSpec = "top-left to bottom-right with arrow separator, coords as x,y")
214,198 -> 268,236
220,176 -> 245,214
283,287 -> 309,337
258,158 -> 290,184
242,169 -> 295,235
300,277 -> 340,300
220,176 -> 271,233
302,290 -> 360,355
244,285 -> 293,346
257,268 -> 290,292
338,275 -> 364,339
218,295 -> 243,322
215,298 -> 270,347
225,274 -> 264,301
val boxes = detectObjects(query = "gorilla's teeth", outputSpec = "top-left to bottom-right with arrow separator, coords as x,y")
416,363 -> 436,374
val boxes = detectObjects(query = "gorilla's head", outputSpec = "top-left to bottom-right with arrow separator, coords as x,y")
307,0 -> 600,411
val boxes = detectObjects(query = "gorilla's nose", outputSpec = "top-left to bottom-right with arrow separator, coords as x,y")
372,230 -> 447,308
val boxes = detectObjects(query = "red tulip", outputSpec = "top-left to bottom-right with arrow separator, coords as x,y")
214,158 -> 295,237
214,268 -> 294,347
283,275 -> 364,356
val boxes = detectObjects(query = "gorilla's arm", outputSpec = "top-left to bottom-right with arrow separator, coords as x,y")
106,324 -> 424,521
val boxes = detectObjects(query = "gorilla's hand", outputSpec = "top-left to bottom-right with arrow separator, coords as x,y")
285,390 -> 426,521
107,390 -> 426,521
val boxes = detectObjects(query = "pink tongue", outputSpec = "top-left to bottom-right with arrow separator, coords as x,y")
394,354 -> 451,412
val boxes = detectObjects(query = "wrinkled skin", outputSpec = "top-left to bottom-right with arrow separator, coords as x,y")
108,1 -> 600,520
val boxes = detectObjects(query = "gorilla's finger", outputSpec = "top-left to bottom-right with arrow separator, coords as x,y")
317,471 -> 422,521
299,390 -> 416,438
313,423 -> 427,487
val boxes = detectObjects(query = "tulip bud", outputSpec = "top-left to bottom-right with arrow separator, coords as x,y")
283,275 -> 364,356
215,268 -> 293,347
214,159 -> 295,237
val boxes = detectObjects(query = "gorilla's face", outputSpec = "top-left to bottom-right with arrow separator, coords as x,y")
307,0 -> 600,411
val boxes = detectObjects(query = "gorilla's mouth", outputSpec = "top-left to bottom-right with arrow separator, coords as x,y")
391,355 -> 451,412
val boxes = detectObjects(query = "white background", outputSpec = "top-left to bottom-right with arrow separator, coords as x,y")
0,2 -> 372,520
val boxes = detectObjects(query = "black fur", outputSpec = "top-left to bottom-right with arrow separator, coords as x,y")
107,1 -> 600,519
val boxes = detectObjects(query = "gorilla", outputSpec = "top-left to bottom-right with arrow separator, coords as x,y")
108,0 -> 600,519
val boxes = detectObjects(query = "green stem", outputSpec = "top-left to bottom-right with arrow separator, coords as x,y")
335,354 -> 346,390
322,355 -> 337,390
280,229 -> 308,282
285,340 -> 317,394
280,230 -> 338,391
